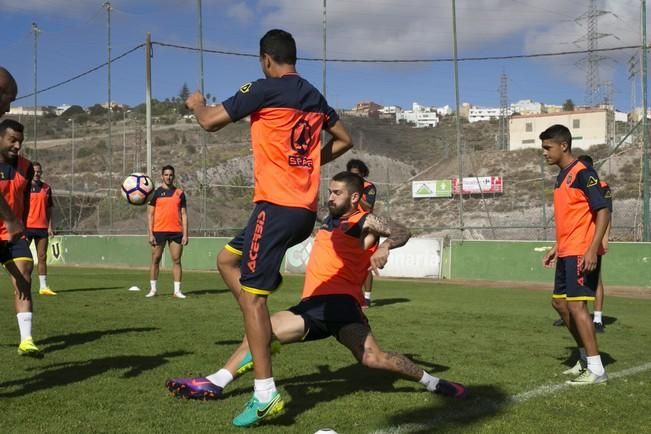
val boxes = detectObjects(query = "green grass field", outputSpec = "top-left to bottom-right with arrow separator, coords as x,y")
1,267 -> 650,433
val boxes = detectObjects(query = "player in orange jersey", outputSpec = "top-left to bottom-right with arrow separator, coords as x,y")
166,172 -> 466,407
0,119 -> 42,357
25,162 -> 56,296
186,29 -> 353,426
146,165 -> 188,299
0,67 -> 26,242
346,159 -> 377,308
540,125 -> 610,385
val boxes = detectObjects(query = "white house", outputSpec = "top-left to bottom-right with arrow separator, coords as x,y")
510,99 -> 542,115
509,109 -> 610,150
396,102 -> 439,128
468,107 -> 510,123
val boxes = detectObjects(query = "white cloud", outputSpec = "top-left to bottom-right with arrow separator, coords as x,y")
227,2 -> 254,24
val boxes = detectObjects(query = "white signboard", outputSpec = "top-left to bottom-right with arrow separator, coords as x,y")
285,237 -> 441,279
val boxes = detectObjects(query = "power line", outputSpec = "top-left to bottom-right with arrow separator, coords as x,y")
153,40 -> 643,63
15,44 -> 145,101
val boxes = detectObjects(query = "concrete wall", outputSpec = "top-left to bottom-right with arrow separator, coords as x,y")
44,235 -> 228,270
442,240 -> 651,288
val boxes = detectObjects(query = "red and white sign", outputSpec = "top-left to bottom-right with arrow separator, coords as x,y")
452,176 -> 503,194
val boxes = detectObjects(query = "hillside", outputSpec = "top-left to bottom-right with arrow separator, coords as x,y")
11,113 -> 645,241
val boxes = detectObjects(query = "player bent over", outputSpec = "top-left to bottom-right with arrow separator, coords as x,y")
0,120 -> 42,357
166,172 -> 466,422
540,125 -> 609,385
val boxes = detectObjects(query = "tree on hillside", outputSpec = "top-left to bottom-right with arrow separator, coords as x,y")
179,83 -> 190,101
562,99 -> 575,111
62,105 -> 85,117
89,104 -> 107,117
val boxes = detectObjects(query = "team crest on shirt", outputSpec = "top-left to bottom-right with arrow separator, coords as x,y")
587,176 -> 598,187
288,118 -> 314,168
239,82 -> 252,93
565,174 -> 573,185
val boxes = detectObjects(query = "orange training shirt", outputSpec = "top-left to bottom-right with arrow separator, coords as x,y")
302,210 -> 372,306
553,160 -> 608,257
27,180 -> 53,229
0,156 -> 33,241
222,73 -> 339,212
149,186 -> 186,232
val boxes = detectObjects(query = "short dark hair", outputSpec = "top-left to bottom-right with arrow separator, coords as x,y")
539,124 -> 572,150
32,161 -> 41,169
332,171 -> 363,195
161,165 -> 175,174
346,159 -> 370,178
0,119 -> 24,136
577,154 -> 593,166
260,29 -> 297,65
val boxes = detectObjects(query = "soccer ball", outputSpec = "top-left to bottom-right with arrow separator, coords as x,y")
121,173 -> 154,205
314,430 -> 338,434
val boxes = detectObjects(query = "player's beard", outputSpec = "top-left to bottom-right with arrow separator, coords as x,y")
328,201 -> 348,218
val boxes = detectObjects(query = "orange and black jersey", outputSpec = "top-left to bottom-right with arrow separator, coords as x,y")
600,180 -> 612,213
0,156 -> 34,241
27,180 -> 53,229
148,187 -> 186,233
302,210 -> 372,306
222,73 -> 339,212
553,160 -> 609,257
359,179 -> 377,212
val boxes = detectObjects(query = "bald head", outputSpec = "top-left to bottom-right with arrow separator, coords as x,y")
0,67 -> 18,118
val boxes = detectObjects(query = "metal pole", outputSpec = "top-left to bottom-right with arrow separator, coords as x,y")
32,22 -> 40,159
122,110 -> 127,176
145,33 -> 153,178
198,0 -> 207,234
322,0 -> 327,98
642,0 -> 650,241
69,118 -> 74,232
540,156 -> 547,240
452,0 -> 464,232
104,1 -> 113,232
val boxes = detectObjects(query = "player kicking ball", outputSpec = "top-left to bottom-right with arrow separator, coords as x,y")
166,172 -> 466,426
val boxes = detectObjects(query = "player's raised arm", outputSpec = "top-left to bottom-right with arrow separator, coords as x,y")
186,91 -> 233,133
363,214 -> 411,273
321,120 -> 353,165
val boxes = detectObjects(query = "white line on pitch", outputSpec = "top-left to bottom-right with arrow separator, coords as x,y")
370,362 -> 651,434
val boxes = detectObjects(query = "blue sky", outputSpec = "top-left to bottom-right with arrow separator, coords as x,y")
0,0 -> 648,112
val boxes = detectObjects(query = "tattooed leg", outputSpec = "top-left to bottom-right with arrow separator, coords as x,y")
337,323 -> 423,381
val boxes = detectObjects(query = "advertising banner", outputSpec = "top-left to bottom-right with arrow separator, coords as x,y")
412,180 -> 452,198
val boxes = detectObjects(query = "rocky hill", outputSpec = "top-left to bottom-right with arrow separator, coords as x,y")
15,113 -> 645,241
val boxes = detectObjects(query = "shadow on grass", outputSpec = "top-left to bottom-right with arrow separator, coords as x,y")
370,297 -> 411,308
602,315 -> 617,326
226,361 -> 452,427
381,384 -> 510,433
184,288 -> 231,296
0,350 -> 190,398
55,286 -> 123,293
560,347 -> 617,368
38,327 -> 159,354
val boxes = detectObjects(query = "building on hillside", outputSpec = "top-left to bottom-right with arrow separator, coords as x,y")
543,104 -> 563,114
629,107 -> 651,122
469,106 -> 511,123
396,102 -> 439,128
436,105 -> 453,116
55,104 -> 72,116
379,105 -> 402,121
8,106 -> 47,116
344,100 -> 383,118
459,102 -> 472,119
509,108 -> 611,150
101,101 -> 128,110
510,99 -> 542,115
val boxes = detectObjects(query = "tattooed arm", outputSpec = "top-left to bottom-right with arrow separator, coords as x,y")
362,214 -> 411,274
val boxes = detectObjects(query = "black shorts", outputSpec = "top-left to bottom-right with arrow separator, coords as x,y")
230,201 -> 316,295
25,228 -> 48,241
288,294 -> 370,342
153,231 -> 183,245
0,239 -> 33,265
553,255 -> 602,301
